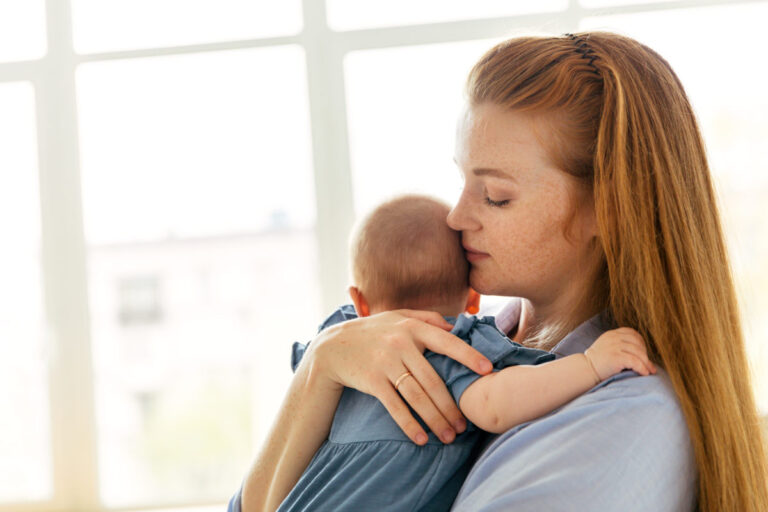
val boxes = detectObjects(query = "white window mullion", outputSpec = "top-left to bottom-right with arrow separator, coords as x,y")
0,62 -> 42,84
302,0 -> 356,311
38,0 -> 100,510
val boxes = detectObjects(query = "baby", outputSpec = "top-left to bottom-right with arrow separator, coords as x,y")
280,194 -> 655,511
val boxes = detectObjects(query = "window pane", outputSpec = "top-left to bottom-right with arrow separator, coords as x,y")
581,4 -> 768,413
127,507 -> 223,512
71,0 -> 302,54
0,82 -> 52,501
580,0 -> 677,7
344,40 -> 500,217
327,0 -> 567,31
77,46 -> 322,506
77,47 -> 316,244
0,0 -> 46,62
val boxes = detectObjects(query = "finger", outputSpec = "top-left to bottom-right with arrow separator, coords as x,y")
619,333 -> 644,348
620,343 -> 656,374
407,319 -> 493,375
620,349 -> 651,376
375,381 -> 429,445
396,370 -> 457,444
397,309 -> 454,330
404,347 -> 467,434
615,327 -> 644,343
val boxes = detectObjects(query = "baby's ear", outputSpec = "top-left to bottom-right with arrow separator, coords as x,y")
465,288 -> 481,315
348,286 -> 370,317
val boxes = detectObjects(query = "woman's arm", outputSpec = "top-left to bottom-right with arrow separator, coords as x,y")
460,328 -> 656,433
240,310 -> 494,512
241,346 -> 344,512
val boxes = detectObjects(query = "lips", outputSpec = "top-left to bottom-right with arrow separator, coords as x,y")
462,242 -> 488,256
462,242 -> 490,263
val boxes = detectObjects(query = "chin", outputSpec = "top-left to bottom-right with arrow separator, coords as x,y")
469,268 -> 521,298
469,269 -> 501,296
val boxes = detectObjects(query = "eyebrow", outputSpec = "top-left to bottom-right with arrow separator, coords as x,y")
472,167 -> 518,183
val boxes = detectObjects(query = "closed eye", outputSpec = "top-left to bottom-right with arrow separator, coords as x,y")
484,196 -> 510,208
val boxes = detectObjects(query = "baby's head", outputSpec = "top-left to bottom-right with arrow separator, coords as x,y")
348,194 -> 479,318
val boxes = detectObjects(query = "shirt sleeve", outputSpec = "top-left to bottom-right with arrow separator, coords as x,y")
427,316 -> 556,415
291,305 -> 360,373
450,369 -> 698,512
227,486 -> 242,512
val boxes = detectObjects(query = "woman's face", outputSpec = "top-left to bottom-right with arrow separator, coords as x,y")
447,103 -> 598,321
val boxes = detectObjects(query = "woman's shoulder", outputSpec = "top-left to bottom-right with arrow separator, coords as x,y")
570,367 -> 691,443
586,366 -> 684,412
453,368 -> 698,511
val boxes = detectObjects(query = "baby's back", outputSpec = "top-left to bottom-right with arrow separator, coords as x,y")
278,305 -> 554,512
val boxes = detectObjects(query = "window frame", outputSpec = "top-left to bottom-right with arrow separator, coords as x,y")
0,0 -> 761,510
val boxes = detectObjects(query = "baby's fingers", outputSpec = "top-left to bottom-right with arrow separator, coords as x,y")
615,327 -> 645,347
619,351 -> 650,376
621,346 -> 657,375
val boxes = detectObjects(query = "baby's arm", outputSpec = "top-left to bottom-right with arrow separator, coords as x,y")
459,327 -> 656,434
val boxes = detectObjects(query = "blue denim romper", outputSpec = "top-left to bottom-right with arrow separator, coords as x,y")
278,305 -> 555,512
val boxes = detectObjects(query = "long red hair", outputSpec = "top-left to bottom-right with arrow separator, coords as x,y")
466,31 -> 768,511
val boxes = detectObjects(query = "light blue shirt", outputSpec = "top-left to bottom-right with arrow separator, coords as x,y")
228,302 -> 697,511
450,309 -> 698,511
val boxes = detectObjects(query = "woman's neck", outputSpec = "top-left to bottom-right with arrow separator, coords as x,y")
520,287 -> 603,352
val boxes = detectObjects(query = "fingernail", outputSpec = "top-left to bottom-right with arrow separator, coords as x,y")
416,432 -> 428,444
442,429 -> 455,443
454,419 -> 466,433
480,360 -> 492,373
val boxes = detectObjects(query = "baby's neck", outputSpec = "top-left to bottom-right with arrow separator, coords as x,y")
369,302 -> 465,319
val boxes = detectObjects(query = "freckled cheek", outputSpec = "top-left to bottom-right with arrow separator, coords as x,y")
491,216 -> 566,275
521,244 -> 564,276
489,224 -> 535,267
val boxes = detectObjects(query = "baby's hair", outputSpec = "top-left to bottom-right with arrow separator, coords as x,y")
350,194 -> 469,311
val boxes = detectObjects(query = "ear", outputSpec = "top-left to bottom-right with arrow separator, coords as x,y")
348,286 -> 370,317
464,288 -> 481,315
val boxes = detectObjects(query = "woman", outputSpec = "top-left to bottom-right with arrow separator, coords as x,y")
232,32 -> 768,511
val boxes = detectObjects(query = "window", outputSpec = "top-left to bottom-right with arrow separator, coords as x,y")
118,276 -> 162,325
1,1 -> 766,510
77,46 -> 321,506
344,39 -> 498,216
327,0 -> 567,31
0,82 -> 51,502
0,0 -> 46,63
71,0 -> 303,53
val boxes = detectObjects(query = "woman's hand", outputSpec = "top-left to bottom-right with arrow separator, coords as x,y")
306,309 -> 494,445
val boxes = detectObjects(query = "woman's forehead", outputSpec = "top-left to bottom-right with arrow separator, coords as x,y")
455,103 -> 554,170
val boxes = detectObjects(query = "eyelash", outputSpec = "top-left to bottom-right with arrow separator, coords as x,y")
484,196 -> 510,208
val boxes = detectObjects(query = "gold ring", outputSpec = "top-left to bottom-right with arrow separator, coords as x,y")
394,371 -> 413,391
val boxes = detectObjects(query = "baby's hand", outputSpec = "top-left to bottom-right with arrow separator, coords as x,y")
584,327 -> 657,382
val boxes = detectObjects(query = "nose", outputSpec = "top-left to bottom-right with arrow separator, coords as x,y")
447,189 -> 480,232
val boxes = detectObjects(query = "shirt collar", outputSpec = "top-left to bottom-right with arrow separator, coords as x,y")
550,312 -> 612,358
486,298 -> 611,358
485,297 -> 522,335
